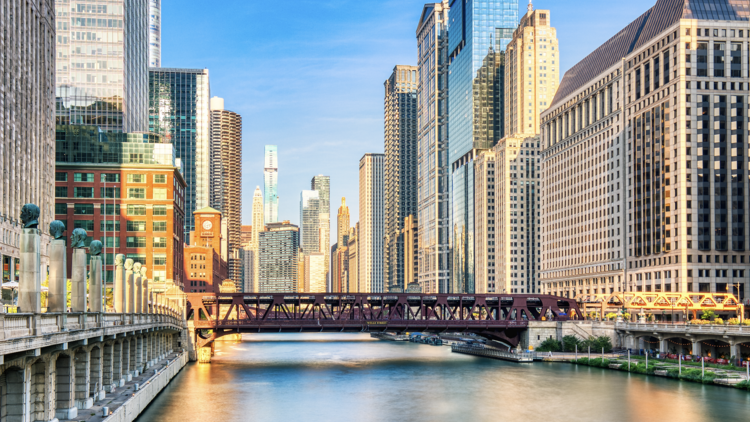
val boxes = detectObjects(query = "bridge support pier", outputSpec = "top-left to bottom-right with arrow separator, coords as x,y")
103,342 -> 114,393
730,341 -> 742,360
692,340 -> 702,357
129,338 -> 137,378
659,338 -> 668,354
113,340 -> 125,388
74,348 -> 93,410
197,347 -> 212,364
90,345 -> 105,402
55,353 -> 78,420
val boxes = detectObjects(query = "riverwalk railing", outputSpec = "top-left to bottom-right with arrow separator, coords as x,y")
616,322 -> 750,336
451,345 -> 534,362
532,351 -> 626,361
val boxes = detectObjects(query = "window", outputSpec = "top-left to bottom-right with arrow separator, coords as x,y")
127,205 -> 147,216
154,174 -> 167,184
100,187 -> 120,198
55,172 -> 68,182
74,173 -> 94,182
55,203 -> 68,214
127,188 -> 145,199
126,236 -> 147,248
99,221 -> 120,232
100,173 -> 120,183
127,174 -> 146,183
55,187 -> 68,198
102,204 -> 120,215
153,253 -> 167,266
153,237 -> 167,248
153,221 -> 167,232
153,205 -> 167,216
126,221 -> 146,232
74,187 -> 94,198
152,270 -> 166,282
104,237 -> 120,248
126,254 -> 146,264
153,188 -> 167,200
100,221 -> 120,232
74,220 -> 94,231
74,204 -> 94,215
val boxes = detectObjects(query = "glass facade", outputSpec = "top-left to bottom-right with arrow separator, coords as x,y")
447,0 -> 517,293
264,145 -> 279,224
55,0 -> 149,133
311,175 -> 331,285
148,0 -> 161,67
148,68 -> 210,237
299,190 -> 320,254
258,223 -> 300,293
55,125 -> 175,165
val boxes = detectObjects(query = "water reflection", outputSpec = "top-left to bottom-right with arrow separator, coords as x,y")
138,334 -> 750,422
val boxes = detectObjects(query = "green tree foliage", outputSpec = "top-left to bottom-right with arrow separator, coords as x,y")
536,338 -> 562,352
562,335 -> 581,352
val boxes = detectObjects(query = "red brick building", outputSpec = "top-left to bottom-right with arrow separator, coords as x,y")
54,126 -> 187,291
184,207 -> 229,293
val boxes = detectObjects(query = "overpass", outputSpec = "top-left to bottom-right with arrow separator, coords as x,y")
186,293 -> 583,361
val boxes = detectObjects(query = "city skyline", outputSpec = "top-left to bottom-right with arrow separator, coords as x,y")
160,0 -> 660,242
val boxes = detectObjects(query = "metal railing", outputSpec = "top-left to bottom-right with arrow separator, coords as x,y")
451,345 -> 534,362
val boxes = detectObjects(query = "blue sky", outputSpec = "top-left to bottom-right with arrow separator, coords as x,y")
161,0 -> 656,239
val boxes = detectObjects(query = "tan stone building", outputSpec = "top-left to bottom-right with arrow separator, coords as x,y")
1,0 -> 56,284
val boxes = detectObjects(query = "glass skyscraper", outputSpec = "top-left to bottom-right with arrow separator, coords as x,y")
264,145 -> 279,224
55,0 -> 149,133
148,0 -> 161,67
300,190 -> 320,255
448,0 -> 517,293
148,68 -> 211,240
311,175 -> 331,287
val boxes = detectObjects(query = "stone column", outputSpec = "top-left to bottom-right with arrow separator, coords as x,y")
134,263 -> 143,314
141,267 -> 149,315
125,260 -> 135,314
114,254 -> 126,313
103,342 -> 114,393
89,254 -> 103,313
48,229 -> 68,312
659,338 -> 669,354
692,340 -> 702,357
74,348 -> 92,409
55,353 -> 78,420
89,345 -> 104,401
71,249 -> 88,313
19,227 -> 42,313
135,336 -> 143,373
113,341 -> 124,387
129,339 -> 138,377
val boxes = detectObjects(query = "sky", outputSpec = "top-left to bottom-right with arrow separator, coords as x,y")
161,0 -> 657,243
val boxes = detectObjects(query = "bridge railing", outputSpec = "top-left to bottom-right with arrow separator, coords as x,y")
0,312 -> 184,341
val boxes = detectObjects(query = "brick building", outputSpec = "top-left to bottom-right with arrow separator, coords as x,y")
55,125 -> 186,292
184,207 -> 229,293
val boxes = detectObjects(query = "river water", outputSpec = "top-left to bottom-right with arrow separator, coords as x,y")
138,333 -> 749,422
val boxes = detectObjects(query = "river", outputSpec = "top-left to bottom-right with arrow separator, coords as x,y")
137,333 -> 749,422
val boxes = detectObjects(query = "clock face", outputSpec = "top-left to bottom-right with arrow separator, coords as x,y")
202,220 -> 213,230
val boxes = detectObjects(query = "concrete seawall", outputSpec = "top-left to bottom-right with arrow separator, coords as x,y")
103,352 -> 189,422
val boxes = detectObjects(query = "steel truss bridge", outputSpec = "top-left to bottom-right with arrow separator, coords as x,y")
186,293 -> 583,348
576,292 -> 746,318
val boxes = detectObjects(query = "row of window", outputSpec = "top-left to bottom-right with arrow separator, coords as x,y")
71,220 -> 167,232
55,187 -> 168,199
56,172 -> 168,184
56,203 -> 170,216
125,236 -> 169,248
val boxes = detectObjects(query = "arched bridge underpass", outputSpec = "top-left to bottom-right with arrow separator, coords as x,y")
186,293 -> 583,351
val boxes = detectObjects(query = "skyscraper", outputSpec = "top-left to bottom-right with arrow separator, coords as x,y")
55,0 -> 149,133
1,0 -> 56,286
148,68 -> 211,240
474,2 -> 557,294
384,66 -> 419,293
311,175 -> 331,286
264,145 -> 279,224
300,190 -> 320,255
337,198 -> 350,247
304,252 -> 326,293
448,0 -> 518,293
249,187 -> 264,292
209,96 -> 243,284
148,0 -> 161,67
259,222 -> 300,293
359,153 -> 385,293
333,198 -> 351,292
416,0 -> 451,294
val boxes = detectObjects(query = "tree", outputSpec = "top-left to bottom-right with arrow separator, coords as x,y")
562,335 -> 582,352
701,310 -> 717,321
536,337 -> 561,352
582,336 -> 613,353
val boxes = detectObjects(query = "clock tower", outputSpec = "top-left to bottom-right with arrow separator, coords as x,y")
193,207 -> 223,252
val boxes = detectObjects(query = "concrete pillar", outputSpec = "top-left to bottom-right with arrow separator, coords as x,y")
135,270 -> 143,314
113,341 -> 124,387
103,343 -> 114,393
48,237 -> 68,313
114,254 -> 126,313
659,338 -> 669,354
30,359 -> 47,422
140,268 -> 149,315
136,336 -> 144,371
89,254 -> 103,313
731,341 -> 742,361
3,367 -> 26,421
128,337 -> 140,381
71,249 -> 88,313
19,227 -> 42,313
122,339 -> 132,381
55,354 -> 78,420
692,340 -> 702,357
74,349 -> 92,409
125,260 -> 135,314
89,346 -> 104,401
638,337 -> 645,351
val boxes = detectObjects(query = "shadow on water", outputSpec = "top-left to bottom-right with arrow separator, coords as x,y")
136,333 -> 750,422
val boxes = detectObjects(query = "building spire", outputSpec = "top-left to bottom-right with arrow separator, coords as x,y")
528,0 -> 533,13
